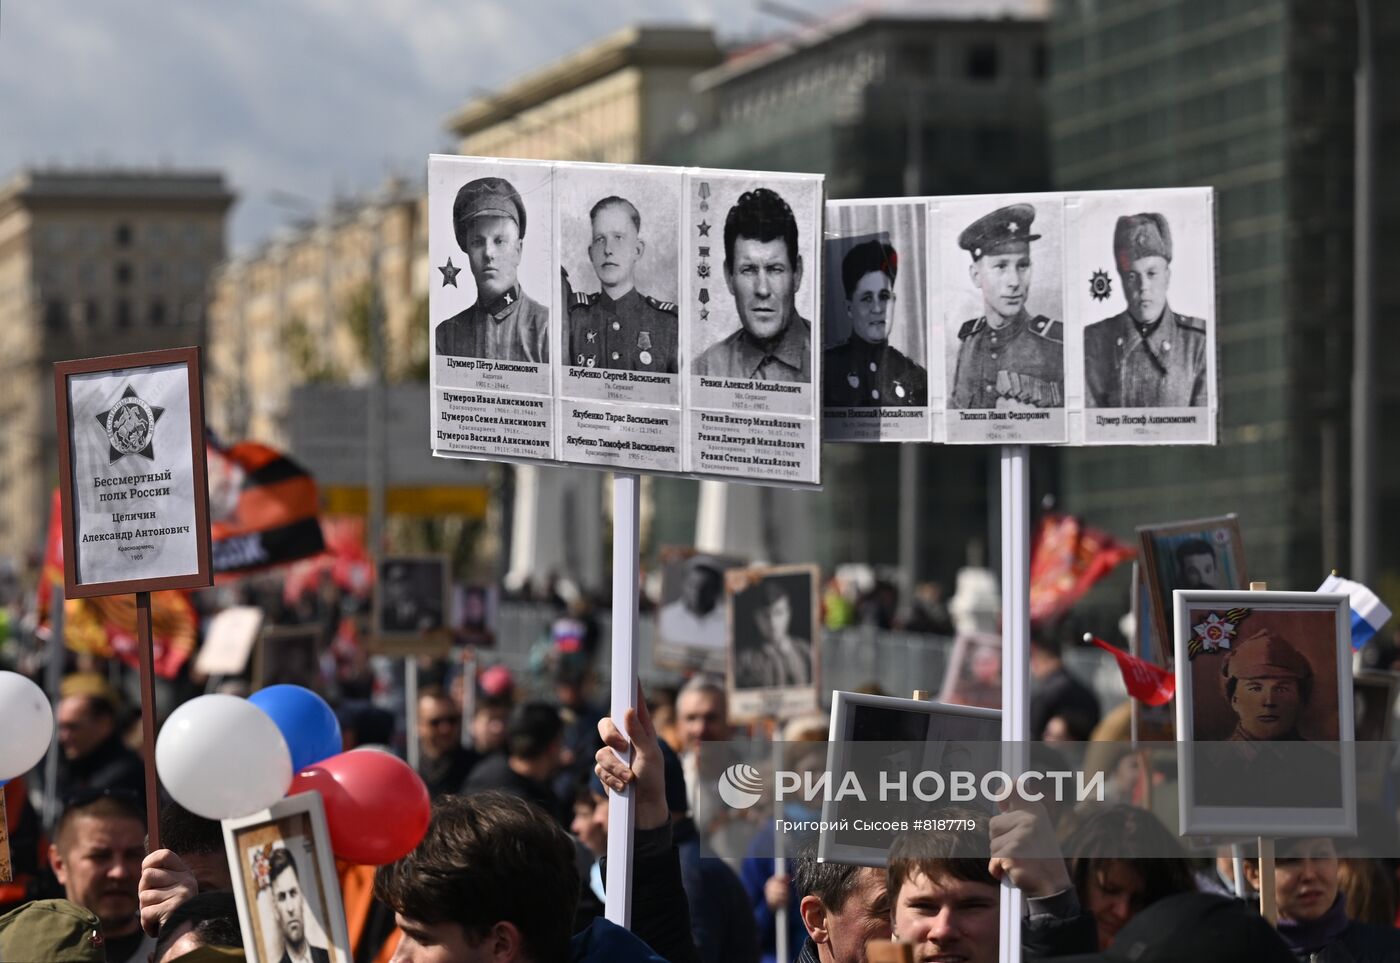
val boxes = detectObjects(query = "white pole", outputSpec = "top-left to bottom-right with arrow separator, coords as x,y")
998,445 -> 1030,961
405,658 -> 420,771
1232,844 -> 1247,899
605,472 -> 641,926
774,769 -> 788,963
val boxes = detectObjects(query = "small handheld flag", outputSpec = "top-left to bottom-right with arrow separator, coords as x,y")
1318,573 -> 1392,650
1084,633 -> 1175,707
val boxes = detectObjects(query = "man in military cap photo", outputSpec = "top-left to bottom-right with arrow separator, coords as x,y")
434,175 -> 549,363
1220,628 -> 1313,742
693,187 -> 811,383
823,238 -> 927,407
563,195 -> 677,373
949,203 -> 1063,409
1085,212 -> 1207,408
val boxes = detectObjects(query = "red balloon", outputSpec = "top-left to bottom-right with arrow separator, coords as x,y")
292,750 -> 430,866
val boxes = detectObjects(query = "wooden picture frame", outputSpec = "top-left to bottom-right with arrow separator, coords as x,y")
725,563 -> 821,721
372,554 -> 452,656
53,346 -> 212,598
222,792 -> 351,963
1137,514 -> 1245,663
1173,589 -> 1355,837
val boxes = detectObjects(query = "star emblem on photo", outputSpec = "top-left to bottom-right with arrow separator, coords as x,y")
439,257 -> 461,287
97,385 -> 164,464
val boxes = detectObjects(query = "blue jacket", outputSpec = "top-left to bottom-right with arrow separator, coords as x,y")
572,917 -> 670,963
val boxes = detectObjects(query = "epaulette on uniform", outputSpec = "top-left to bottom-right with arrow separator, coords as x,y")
1029,316 -> 1062,343
1174,313 -> 1207,334
644,295 -> 678,315
570,291 -> 598,310
957,318 -> 984,341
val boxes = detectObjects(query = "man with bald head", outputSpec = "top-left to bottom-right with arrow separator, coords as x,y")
1085,212 -> 1207,408
435,175 -> 549,362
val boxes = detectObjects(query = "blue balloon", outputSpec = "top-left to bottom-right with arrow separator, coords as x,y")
249,685 -> 343,774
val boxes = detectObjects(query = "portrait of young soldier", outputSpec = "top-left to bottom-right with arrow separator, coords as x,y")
564,195 -> 678,373
434,175 -> 549,363
1085,212 -> 1208,408
823,239 -> 926,407
693,187 -> 811,383
949,203 -> 1063,410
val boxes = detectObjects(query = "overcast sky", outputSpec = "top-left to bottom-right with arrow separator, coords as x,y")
0,0 -> 858,252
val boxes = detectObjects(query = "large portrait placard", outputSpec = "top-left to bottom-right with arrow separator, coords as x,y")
54,347 -> 212,598
1174,589 -> 1355,837
725,563 -> 820,721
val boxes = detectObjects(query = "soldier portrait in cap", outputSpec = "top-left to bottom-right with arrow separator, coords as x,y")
944,199 -> 1065,414
1084,211 -> 1208,408
692,183 -> 816,384
433,171 -> 550,363
1174,592 -> 1355,834
557,165 -> 681,378
726,565 -> 820,720
821,199 -> 930,431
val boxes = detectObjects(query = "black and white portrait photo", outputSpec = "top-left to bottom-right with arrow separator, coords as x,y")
223,794 -> 350,963
822,200 -> 931,442
430,157 -> 553,364
1070,188 -> 1217,444
557,164 -> 681,375
374,555 -> 449,645
725,564 -> 820,718
689,176 -> 820,385
655,548 -> 747,670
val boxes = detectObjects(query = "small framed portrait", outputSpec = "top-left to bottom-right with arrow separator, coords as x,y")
373,555 -> 452,656
725,564 -> 820,720
937,632 -> 1002,710
819,691 -> 1001,867
1174,589 -> 1355,836
654,546 -> 747,672
453,583 -> 498,648
53,346 -> 213,598
1139,514 -> 1246,657
253,625 -> 323,690
223,792 -> 351,963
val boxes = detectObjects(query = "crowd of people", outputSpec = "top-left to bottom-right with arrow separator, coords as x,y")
4,578 -> 1400,963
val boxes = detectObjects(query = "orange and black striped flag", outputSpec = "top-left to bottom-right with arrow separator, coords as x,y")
208,434 -> 325,574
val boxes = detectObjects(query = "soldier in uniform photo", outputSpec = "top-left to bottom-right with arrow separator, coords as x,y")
950,203 -> 1063,409
1085,212 -> 1207,407
658,555 -> 726,650
434,175 -> 549,363
693,187 -> 811,382
823,238 -> 927,407
564,195 -> 678,372
735,580 -> 812,689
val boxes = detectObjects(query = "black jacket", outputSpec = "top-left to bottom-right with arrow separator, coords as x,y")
56,732 -> 146,805
601,823 -> 702,963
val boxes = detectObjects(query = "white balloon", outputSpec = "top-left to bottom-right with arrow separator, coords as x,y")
0,671 -> 54,781
156,694 -> 292,820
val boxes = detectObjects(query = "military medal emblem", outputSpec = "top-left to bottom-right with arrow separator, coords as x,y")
894,381 -> 906,399
1089,269 -> 1112,301
697,262 -> 710,279
586,331 -> 596,343
97,385 -> 163,464
847,373 -> 859,389
1187,608 -> 1250,659
637,331 -> 653,366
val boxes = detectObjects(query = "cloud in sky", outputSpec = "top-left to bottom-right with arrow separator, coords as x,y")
0,0 -> 832,250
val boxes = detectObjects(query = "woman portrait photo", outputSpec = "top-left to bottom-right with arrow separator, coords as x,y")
823,238 -> 927,407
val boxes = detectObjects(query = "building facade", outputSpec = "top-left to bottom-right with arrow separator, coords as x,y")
0,168 -> 232,570
1048,0 -> 1400,600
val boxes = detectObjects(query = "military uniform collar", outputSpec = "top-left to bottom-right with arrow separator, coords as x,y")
599,286 -> 639,307
848,334 -> 892,364
736,314 -> 807,371
984,309 -> 1029,341
1132,305 -> 1173,340
483,285 -> 522,320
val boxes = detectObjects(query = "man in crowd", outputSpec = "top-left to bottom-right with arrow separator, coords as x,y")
151,891 -> 243,963
139,802 -> 234,938
1084,211 -> 1208,409
949,203 -> 1063,410
694,187 -> 811,382
673,677 -> 730,819
415,685 -> 478,799
48,792 -> 155,963
1029,631 -> 1101,743
55,678 -> 145,807
269,848 -> 331,963
792,860 -> 889,963
434,175 -> 549,363
466,702 -> 571,821
566,195 -> 678,372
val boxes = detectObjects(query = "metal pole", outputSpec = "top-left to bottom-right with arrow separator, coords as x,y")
405,658 -> 420,771
897,85 -> 923,618
1350,0 -> 1375,584
998,445 -> 1030,957
604,473 -> 641,926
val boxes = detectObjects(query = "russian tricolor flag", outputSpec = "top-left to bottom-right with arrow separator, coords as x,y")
1319,573 -> 1393,650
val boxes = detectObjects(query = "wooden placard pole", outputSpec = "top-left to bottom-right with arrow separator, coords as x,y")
604,473 -> 641,927
136,591 -> 162,851
0,789 -> 11,883
867,943 -> 914,963
1246,580 -> 1276,924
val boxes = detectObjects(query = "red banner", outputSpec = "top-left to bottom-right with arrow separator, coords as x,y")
1087,634 -> 1175,706
1028,512 -> 1135,624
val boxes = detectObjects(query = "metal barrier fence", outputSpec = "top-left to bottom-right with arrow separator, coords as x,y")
481,602 -> 1129,715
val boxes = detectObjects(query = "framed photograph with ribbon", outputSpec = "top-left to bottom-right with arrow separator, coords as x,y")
53,347 -> 212,598
1173,589 -> 1355,836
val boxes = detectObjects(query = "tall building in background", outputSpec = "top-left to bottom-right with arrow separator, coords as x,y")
1049,0 -> 1400,601
0,168 -> 233,570
659,1 -> 1051,585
